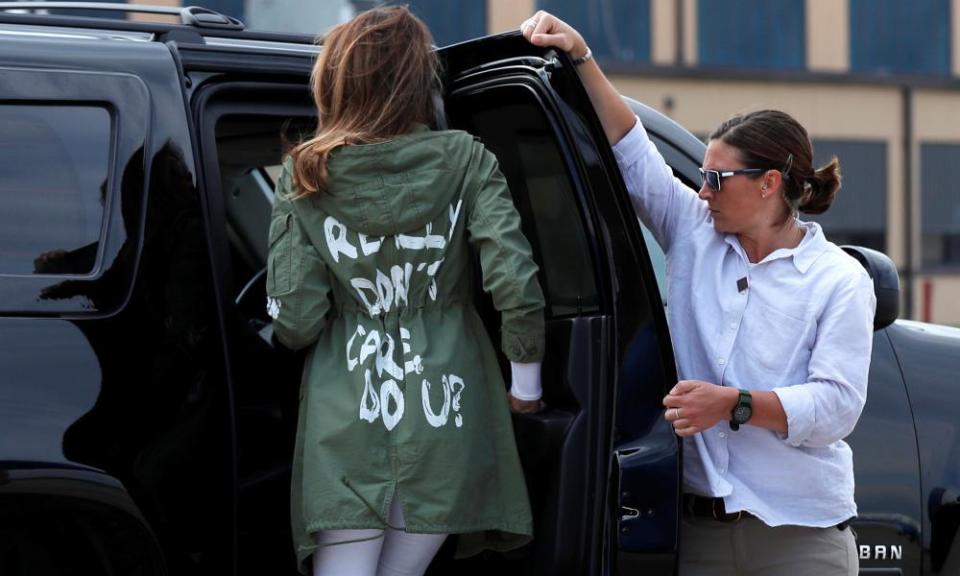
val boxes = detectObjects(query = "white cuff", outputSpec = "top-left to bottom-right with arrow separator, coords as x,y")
509,361 -> 542,401
773,385 -> 815,447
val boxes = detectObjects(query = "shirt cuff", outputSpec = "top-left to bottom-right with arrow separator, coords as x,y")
773,385 -> 815,447
509,361 -> 542,401
611,115 -> 647,165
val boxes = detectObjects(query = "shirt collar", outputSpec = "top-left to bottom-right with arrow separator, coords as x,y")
724,220 -> 828,273
790,221 -> 829,273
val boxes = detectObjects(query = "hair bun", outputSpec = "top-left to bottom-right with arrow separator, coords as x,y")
799,157 -> 841,215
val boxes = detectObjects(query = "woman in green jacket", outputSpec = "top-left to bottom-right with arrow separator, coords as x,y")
266,7 -> 546,576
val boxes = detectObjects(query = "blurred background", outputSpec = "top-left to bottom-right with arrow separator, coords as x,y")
19,0 -> 960,327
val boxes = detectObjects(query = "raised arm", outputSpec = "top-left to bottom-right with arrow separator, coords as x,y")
521,11 -> 706,253
465,143 -> 546,412
521,10 -> 635,144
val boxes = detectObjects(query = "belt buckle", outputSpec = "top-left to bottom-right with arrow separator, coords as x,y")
711,498 -> 742,522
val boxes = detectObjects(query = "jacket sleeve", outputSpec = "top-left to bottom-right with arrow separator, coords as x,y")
466,144 -> 546,364
266,167 -> 332,351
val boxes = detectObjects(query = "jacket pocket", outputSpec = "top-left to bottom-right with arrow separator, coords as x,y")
268,212 -> 295,296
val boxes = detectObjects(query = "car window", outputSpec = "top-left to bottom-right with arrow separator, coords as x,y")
214,113 -> 315,293
640,222 -> 666,302
447,90 -> 601,319
641,132 -> 704,305
0,105 -> 110,276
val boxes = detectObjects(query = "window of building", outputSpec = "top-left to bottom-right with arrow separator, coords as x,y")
0,105 -> 110,276
395,0 -> 487,47
806,140 -> 887,253
537,0 -> 651,64
921,143 -> 960,268
850,0 -> 951,75
698,0 -> 805,70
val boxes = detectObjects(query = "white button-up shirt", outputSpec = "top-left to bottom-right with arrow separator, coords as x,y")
613,118 -> 876,527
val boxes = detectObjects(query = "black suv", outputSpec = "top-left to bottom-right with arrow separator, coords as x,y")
0,5 -> 958,576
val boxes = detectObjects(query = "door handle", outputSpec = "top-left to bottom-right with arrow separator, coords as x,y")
620,506 -> 640,522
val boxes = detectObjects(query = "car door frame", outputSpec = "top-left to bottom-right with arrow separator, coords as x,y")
441,33 -> 682,575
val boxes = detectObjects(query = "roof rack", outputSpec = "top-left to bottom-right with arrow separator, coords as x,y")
0,2 -> 244,30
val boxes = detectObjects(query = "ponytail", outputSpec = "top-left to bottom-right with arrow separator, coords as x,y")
798,156 -> 841,215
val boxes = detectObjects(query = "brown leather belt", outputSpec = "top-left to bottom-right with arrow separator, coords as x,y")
682,494 -> 853,530
682,494 -> 756,522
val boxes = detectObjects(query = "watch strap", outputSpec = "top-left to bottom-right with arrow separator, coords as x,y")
729,388 -> 752,431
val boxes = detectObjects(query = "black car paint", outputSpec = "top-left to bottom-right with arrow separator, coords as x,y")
0,13 -> 956,576
0,30 -> 233,576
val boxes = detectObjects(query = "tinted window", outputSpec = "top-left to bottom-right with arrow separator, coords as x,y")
646,132 -> 702,303
538,0 -> 651,63
0,105 -> 110,276
449,88 -> 601,318
699,0 -> 805,70
921,143 -> 960,268
850,0 -> 950,75
399,0 -> 487,47
807,139 -> 887,252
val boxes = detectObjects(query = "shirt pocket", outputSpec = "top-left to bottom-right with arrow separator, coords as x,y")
268,212 -> 295,296
741,302 -> 811,377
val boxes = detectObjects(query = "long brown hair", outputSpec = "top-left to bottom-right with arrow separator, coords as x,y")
289,6 -> 439,196
709,110 -> 841,216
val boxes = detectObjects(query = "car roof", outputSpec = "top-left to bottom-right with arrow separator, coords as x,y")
0,1 -> 318,49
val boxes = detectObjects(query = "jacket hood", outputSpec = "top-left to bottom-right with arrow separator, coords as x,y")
307,126 -> 479,237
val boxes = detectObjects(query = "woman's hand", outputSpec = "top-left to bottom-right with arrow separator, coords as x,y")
663,380 -> 738,437
519,10 -> 636,144
509,392 -> 545,414
519,11 -> 588,60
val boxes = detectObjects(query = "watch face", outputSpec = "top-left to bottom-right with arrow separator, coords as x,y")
733,404 -> 752,423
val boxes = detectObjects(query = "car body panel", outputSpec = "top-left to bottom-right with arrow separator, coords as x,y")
886,320 -> 960,575
0,26 -> 235,575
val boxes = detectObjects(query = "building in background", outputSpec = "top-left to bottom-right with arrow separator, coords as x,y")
26,0 -> 960,326
420,0 -> 960,328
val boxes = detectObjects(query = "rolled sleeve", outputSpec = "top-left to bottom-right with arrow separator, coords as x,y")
774,271 -> 876,447
773,385 -> 817,447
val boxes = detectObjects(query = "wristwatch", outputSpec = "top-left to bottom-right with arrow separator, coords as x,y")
729,389 -> 753,431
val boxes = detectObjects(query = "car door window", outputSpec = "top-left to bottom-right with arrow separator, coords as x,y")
641,133 -> 704,304
448,91 -> 602,319
0,105 -> 110,276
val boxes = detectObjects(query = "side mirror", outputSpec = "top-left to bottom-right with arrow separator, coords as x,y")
841,246 -> 900,331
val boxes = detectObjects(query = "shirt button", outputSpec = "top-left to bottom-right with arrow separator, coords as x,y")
719,468 -> 727,474
718,358 -> 726,365
729,322 -> 737,329
719,432 -> 727,439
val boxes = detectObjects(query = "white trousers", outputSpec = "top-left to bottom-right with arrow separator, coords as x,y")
312,496 -> 448,576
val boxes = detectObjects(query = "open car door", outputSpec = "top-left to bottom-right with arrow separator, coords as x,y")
438,33 -> 681,576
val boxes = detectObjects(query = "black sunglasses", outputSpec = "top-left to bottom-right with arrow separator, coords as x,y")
698,168 -> 764,192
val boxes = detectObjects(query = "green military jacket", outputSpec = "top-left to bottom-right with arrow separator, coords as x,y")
266,126 -> 545,572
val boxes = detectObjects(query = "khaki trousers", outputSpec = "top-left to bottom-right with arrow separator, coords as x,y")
679,515 -> 858,576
